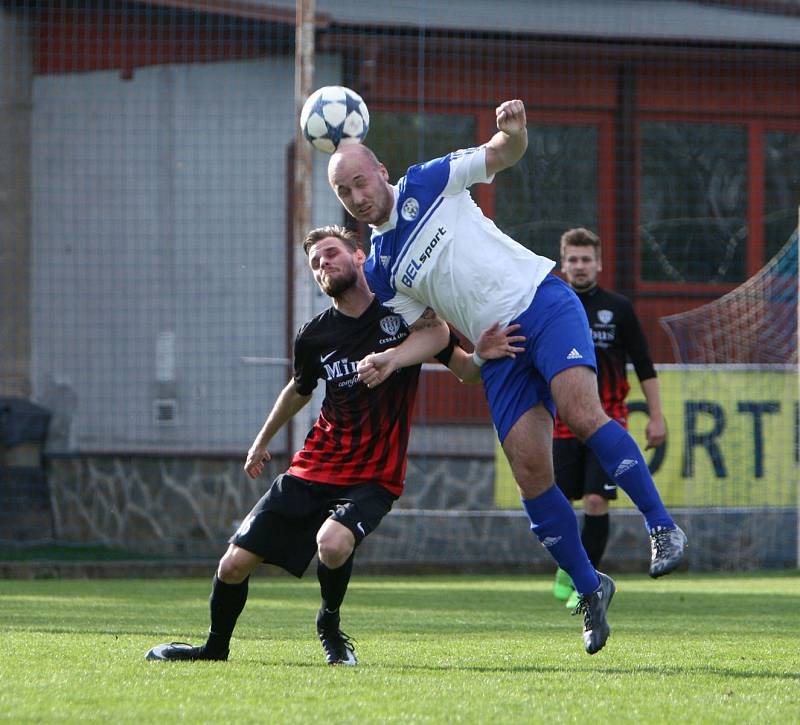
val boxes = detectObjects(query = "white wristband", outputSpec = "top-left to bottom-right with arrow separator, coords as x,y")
472,350 -> 487,367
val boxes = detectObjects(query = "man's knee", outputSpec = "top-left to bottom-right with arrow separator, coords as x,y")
583,493 -> 609,516
551,366 -> 608,440
317,521 -> 355,569
508,455 -> 553,497
218,545 -> 261,584
502,405 -> 555,498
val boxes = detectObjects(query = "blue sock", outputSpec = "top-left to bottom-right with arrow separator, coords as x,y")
586,420 -> 674,531
522,486 -> 599,595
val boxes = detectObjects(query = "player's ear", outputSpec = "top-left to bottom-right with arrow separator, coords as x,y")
378,163 -> 389,181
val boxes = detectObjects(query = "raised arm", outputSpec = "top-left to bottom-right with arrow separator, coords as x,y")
356,307 -> 449,388
484,99 -> 528,177
244,379 -> 311,479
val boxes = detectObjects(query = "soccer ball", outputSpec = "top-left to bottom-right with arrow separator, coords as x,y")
300,86 -> 369,154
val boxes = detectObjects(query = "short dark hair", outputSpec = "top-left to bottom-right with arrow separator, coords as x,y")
302,225 -> 366,255
560,227 -> 601,258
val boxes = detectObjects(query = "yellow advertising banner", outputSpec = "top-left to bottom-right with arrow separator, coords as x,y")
495,366 -> 799,509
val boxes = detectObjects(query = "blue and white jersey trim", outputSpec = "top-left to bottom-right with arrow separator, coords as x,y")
389,197 -> 445,289
366,146 -> 555,342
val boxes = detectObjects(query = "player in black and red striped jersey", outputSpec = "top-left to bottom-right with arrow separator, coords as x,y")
552,228 -> 669,608
145,225 -> 523,666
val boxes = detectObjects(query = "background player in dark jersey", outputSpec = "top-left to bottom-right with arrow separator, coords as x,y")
145,225 -> 523,666
552,227 -> 667,608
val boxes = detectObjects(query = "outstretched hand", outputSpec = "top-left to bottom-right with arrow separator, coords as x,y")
496,99 -> 526,135
476,322 -> 526,360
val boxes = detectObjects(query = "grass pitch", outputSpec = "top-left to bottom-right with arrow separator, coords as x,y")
2,572 -> 799,723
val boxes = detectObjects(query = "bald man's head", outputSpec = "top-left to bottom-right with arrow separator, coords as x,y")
328,143 -> 380,180
327,144 -> 394,226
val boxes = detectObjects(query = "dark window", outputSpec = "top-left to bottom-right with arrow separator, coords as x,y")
639,122 -> 747,283
764,131 -> 800,262
495,124 -> 598,262
368,111 -> 477,184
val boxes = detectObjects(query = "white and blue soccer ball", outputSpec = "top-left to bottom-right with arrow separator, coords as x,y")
300,86 -> 370,154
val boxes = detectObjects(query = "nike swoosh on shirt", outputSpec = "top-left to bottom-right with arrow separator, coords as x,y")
320,350 -> 337,363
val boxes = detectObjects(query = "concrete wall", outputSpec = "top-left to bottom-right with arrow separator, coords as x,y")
29,55 -> 341,453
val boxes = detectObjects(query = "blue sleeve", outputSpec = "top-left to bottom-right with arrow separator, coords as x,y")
365,253 -> 395,305
405,154 -> 452,197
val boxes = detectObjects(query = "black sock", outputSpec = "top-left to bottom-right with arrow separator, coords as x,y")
581,513 -> 610,570
317,554 -> 354,624
205,574 -> 249,655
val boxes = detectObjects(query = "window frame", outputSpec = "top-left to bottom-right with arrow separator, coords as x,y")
759,120 -> 800,265
485,108 -> 616,275
635,113 -> 800,295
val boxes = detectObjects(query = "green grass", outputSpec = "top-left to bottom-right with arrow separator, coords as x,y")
2,573 -> 799,723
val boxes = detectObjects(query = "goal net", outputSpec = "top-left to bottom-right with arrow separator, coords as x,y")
661,234 -> 797,366
659,227 -> 798,569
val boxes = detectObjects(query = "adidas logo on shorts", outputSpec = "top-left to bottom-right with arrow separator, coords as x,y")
567,348 -> 583,360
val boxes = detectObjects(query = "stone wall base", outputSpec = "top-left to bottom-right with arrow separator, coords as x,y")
2,455 -> 795,575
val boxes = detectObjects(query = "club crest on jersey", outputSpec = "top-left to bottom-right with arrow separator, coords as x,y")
598,309 -> 614,324
380,255 -> 391,269
380,315 -> 403,337
400,197 -> 420,221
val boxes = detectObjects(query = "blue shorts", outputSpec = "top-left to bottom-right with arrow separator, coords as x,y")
481,274 -> 597,443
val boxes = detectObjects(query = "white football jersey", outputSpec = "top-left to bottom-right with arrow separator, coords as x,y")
365,146 -> 555,343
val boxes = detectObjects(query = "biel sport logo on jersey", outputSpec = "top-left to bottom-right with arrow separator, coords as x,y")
400,224 -> 448,288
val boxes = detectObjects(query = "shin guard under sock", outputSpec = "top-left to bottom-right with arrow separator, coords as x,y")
522,486 -> 599,595
206,574 -> 249,655
317,554 -> 354,617
586,420 -> 673,530
581,513 -> 610,569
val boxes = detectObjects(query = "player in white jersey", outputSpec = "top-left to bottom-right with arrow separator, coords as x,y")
328,99 -> 686,655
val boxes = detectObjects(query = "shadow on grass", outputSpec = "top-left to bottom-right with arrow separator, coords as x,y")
268,659 -> 800,680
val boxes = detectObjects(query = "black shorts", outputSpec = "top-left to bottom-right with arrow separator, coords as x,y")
230,473 -> 398,578
553,437 -> 617,502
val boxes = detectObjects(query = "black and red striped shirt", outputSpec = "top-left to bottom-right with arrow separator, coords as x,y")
287,297 -> 453,496
554,285 -> 656,439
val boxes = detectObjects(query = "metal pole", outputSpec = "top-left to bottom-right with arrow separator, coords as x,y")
0,7 -> 33,398
291,0 -> 315,454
